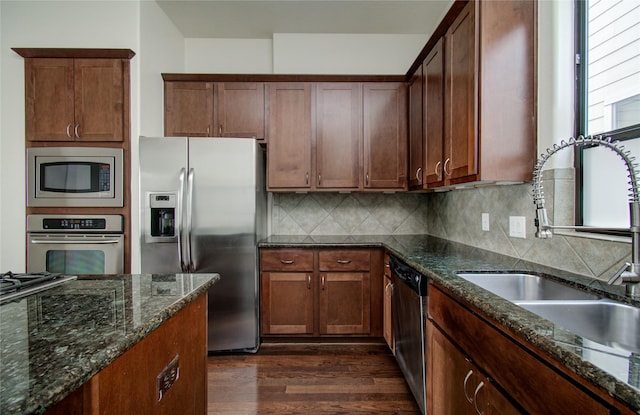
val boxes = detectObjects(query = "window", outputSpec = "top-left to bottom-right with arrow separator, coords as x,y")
576,0 -> 640,232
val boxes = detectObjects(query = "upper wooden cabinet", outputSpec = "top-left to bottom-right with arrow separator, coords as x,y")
363,83 -> 408,190
24,58 -> 128,142
408,66 -> 424,190
315,83 -> 362,190
164,81 -> 265,139
408,0 -> 536,190
266,83 -> 313,190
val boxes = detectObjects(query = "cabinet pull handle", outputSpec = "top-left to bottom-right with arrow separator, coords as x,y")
365,173 -> 369,186
415,167 -> 422,183
337,259 -> 351,264
307,274 -> 311,290
206,126 -> 210,136
306,172 -> 309,185
318,174 -> 321,186
219,125 -> 222,135
443,158 -> 451,176
321,274 -> 326,290
74,124 -> 80,138
280,259 -> 294,264
435,161 -> 442,179
473,381 -> 485,415
463,369 -> 474,403
66,123 -> 72,138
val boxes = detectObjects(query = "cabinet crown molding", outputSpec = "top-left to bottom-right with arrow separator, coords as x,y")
12,48 -> 135,59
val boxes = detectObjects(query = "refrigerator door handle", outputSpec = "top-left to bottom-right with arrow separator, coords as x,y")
177,168 -> 188,272
186,167 -> 195,271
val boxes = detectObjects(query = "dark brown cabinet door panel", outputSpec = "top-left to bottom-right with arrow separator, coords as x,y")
319,272 -> 371,335
363,83 -> 408,190
164,81 -> 214,137
315,83 -> 362,190
25,59 -> 75,142
261,272 -> 314,335
424,38 -> 445,187
445,1 -> 477,183
217,82 -> 265,139
408,67 -> 424,189
74,59 -> 124,142
266,83 -> 313,190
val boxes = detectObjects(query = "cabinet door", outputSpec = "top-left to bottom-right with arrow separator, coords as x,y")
363,83 -> 408,190
74,59 -> 124,142
25,58 -> 75,142
319,272 -> 371,335
429,322 -> 521,415
383,274 -> 394,352
164,81 -> 214,137
424,38 -> 445,187
408,67 -> 424,189
260,272 -> 314,335
217,82 -> 265,139
315,83 -> 362,190
266,83 -> 313,190
444,1 -> 477,183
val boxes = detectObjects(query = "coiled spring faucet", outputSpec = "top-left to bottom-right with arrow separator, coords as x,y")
532,135 -> 640,296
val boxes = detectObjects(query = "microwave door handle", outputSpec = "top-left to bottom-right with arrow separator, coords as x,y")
177,168 -> 187,272
186,168 -> 195,272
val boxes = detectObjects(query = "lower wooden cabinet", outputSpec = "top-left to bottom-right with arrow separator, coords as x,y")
383,253 -> 394,352
260,248 -> 382,338
428,284 -> 615,415
429,321 -> 521,415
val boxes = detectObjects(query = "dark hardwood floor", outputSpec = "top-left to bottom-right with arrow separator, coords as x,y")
207,341 -> 421,414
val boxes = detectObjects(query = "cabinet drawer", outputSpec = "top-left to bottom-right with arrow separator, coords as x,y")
429,285 -> 611,415
260,249 -> 313,271
318,250 -> 370,271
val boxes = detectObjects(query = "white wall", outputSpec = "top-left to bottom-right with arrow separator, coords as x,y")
0,0 -> 141,272
537,0 -> 575,170
273,33 -> 426,74
185,38 -> 273,73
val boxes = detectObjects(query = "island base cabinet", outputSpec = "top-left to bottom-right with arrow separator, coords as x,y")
46,294 -> 207,415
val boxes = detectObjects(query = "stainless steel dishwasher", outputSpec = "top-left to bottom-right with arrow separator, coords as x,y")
390,256 -> 427,415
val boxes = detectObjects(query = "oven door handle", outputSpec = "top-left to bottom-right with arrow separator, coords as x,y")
29,237 -> 122,244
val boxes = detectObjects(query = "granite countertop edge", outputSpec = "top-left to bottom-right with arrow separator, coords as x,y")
24,274 -> 219,415
259,235 -> 640,412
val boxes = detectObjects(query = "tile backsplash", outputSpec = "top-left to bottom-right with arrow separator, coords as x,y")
270,170 -> 631,281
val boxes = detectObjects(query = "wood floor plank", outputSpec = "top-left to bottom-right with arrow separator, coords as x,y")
207,342 -> 420,414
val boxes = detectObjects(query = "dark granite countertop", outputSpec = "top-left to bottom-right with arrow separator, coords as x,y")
260,234 -> 640,412
0,273 -> 219,415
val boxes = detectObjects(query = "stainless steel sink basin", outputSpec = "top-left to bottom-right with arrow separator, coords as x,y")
517,300 -> 640,354
456,272 -> 600,301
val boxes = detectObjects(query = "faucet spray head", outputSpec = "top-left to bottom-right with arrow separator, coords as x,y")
535,207 -> 552,239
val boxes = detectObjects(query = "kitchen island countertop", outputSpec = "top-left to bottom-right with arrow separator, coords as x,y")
260,234 -> 640,412
0,273 -> 219,415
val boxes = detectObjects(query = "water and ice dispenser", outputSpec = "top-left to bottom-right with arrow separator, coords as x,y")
147,193 -> 177,240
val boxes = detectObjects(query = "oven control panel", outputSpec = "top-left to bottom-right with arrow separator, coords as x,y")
43,218 -> 107,230
27,214 -> 124,233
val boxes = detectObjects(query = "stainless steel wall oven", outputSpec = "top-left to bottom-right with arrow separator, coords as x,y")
27,214 -> 124,275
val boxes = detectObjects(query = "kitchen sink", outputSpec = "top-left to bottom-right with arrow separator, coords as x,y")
517,300 -> 640,354
456,272 -> 600,301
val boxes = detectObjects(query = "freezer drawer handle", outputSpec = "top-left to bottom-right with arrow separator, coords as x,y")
280,259 -> 294,264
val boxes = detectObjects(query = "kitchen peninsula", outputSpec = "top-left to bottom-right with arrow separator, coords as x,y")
0,273 -> 218,415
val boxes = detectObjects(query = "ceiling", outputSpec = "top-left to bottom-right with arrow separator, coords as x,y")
155,0 -> 454,39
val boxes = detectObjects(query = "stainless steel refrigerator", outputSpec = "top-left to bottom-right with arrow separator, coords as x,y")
139,136 -> 266,353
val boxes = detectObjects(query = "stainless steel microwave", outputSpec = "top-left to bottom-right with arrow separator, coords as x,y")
27,147 -> 123,207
